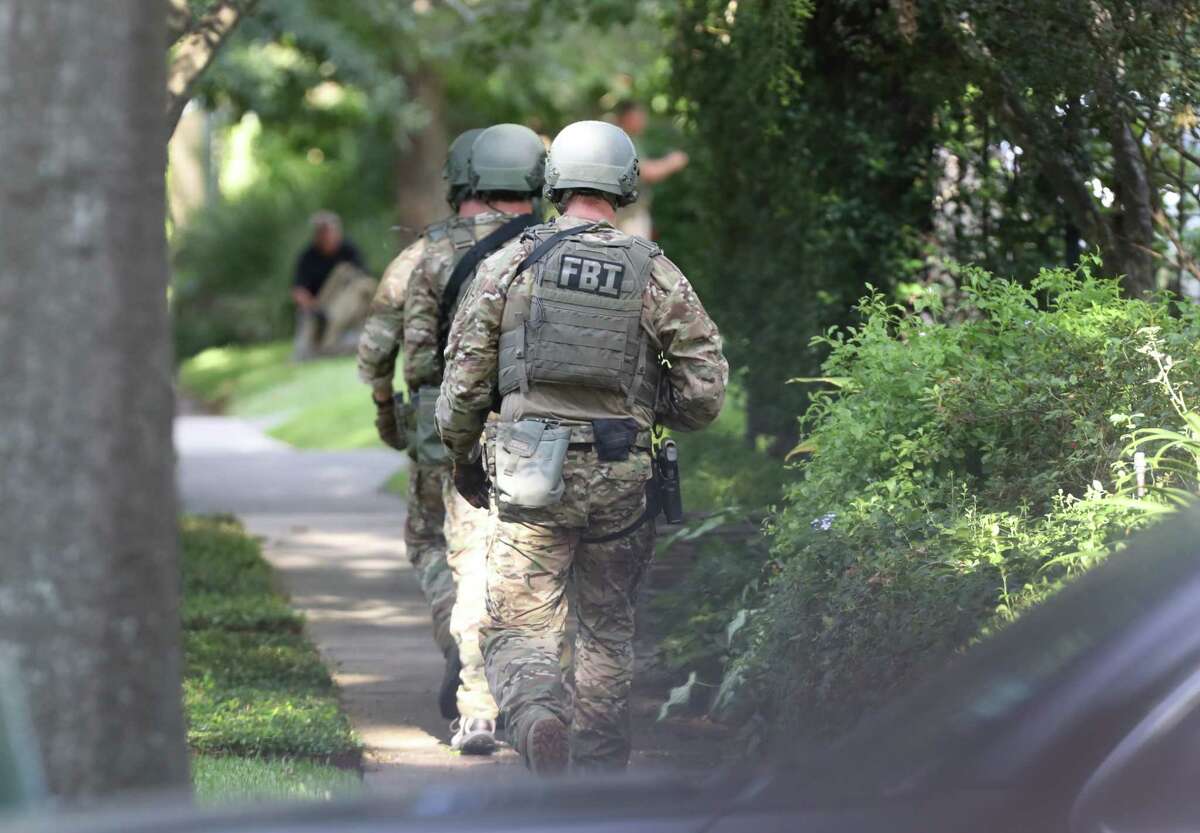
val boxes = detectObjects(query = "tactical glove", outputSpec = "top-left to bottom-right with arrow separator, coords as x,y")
374,396 -> 403,450
453,457 -> 490,509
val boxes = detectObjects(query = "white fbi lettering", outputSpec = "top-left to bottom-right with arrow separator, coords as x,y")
558,254 -> 624,297
599,261 -> 622,296
579,258 -> 602,290
560,255 -> 581,287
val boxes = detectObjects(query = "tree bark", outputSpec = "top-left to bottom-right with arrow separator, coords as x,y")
1109,118 -> 1159,295
166,0 -> 254,138
0,0 -> 189,800
394,64 -> 451,233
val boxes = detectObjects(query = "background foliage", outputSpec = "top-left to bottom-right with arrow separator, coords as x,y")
171,0 -> 1200,754
702,265 -> 1200,741
671,0 -> 1200,444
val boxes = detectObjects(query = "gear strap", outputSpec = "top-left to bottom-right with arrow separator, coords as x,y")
438,212 -> 540,357
514,221 -> 600,276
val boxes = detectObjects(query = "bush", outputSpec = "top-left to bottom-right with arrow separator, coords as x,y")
728,263 -> 1200,740
170,171 -> 397,360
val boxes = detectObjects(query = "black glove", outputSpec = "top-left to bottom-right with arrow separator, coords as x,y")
374,396 -> 402,450
453,457 -> 490,509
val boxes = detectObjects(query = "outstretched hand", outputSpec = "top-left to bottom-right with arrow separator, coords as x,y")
454,457 -> 490,509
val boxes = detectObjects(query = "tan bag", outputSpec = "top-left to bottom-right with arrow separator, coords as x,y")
494,420 -> 571,508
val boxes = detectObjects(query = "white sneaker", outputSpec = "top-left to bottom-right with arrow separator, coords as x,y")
450,718 -> 497,755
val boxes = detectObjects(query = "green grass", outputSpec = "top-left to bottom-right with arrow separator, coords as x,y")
192,755 -> 362,804
181,516 -> 361,799
383,466 -> 409,495
179,343 -> 784,510
179,341 -> 388,450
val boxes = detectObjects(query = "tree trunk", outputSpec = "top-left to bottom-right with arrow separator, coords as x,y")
0,0 -> 189,800
1109,119 -> 1160,296
394,64 -> 450,233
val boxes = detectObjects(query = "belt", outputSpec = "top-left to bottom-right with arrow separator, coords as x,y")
485,421 -> 652,449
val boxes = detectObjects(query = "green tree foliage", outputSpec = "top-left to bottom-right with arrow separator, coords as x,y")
171,0 -> 672,357
672,0 -> 1200,442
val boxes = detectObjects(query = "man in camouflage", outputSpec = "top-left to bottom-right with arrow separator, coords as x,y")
405,123 -> 547,755
437,120 -> 727,774
356,128 -> 484,720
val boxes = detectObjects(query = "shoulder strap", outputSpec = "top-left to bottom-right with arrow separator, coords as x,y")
446,221 -> 477,254
437,212 -> 540,355
514,221 -> 600,276
424,220 -> 449,242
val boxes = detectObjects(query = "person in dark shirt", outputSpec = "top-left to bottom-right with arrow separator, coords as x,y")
292,211 -> 375,360
291,211 -> 364,311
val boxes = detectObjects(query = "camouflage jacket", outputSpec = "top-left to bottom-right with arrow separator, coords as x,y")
356,231 -> 433,395
436,215 -> 729,463
402,210 -> 520,392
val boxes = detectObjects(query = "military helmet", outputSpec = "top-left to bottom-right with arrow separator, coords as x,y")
468,123 -> 546,195
544,120 -> 639,207
444,128 -> 485,207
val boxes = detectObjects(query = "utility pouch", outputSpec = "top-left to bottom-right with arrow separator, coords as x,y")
591,418 -> 640,462
494,420 -> 571,508
414,386 -> 450,465
392,392 -> 414,451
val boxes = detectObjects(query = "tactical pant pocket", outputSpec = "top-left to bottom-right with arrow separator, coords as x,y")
494,420 -> 571,508
415,386 -> 449,465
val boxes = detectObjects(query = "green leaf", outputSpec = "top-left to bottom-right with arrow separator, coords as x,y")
657,672 -> 699,722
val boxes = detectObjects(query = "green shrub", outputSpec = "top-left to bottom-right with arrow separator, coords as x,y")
170,166 -> 397,360
730,263 -> 1200,739
171,187 -> 312,359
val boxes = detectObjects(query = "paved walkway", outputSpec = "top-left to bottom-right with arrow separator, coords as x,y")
175,415 -> 524,791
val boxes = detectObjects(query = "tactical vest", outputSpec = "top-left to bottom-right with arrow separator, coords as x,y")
497,225 -> 662,411
424,219 -> 477,273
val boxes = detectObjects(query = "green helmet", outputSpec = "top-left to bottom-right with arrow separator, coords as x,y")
468,123 -> 546,195
544,120 -> 639,207
444,128 -> 485,206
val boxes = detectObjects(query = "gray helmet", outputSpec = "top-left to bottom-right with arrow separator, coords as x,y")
444,128 -> 485,206
468,123 -> 546,195
544,120 -> 639,207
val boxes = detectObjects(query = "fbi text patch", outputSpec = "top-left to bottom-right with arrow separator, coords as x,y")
558,254 -> 624,297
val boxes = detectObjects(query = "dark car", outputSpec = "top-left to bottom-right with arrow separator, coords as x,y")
9,509 -> 1200,833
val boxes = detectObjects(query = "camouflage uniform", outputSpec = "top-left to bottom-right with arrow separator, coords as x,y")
437,215 -> 727,770
357,235 -> 455,659
405,211 -> 522,722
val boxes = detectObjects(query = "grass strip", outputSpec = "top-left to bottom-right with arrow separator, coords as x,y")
192,755 -> 361,804
181,515 -> 361,797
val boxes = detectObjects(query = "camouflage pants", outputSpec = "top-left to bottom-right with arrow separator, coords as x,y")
482,448 -> 655,771
406,460 -> 455,660
443,479 -> 499,720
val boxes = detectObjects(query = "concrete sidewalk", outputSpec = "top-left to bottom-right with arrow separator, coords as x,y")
176,415 -> 523,791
